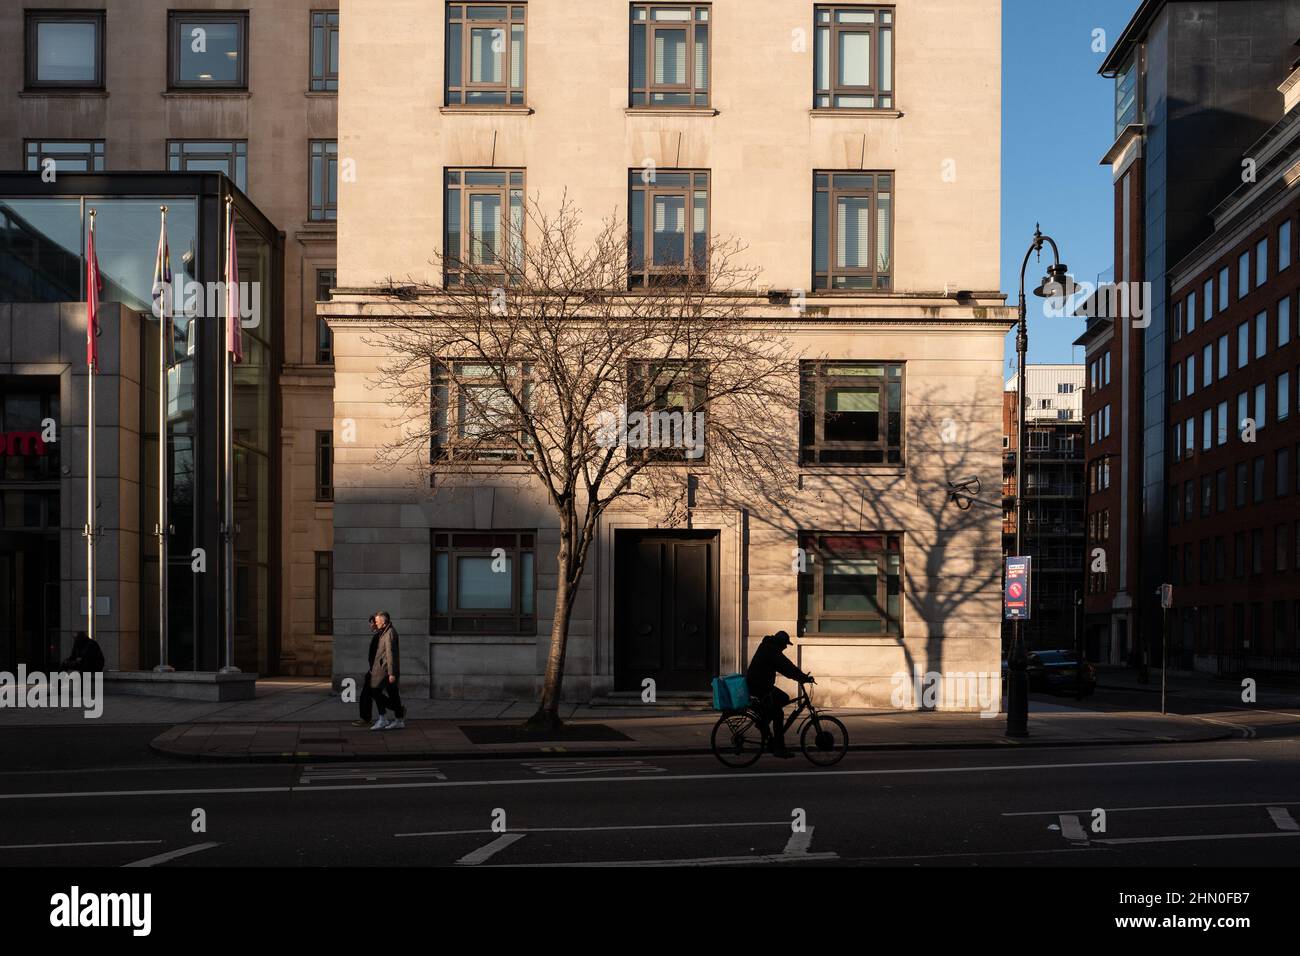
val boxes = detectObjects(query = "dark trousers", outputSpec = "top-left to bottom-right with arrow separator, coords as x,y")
358,677 -> 374,721
372,679 -> 405,719
759,689 -> 791,748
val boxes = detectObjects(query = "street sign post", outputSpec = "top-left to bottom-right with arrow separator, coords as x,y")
1159,584 -> 1173,714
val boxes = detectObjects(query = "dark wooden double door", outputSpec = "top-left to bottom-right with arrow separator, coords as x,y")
614,530 -> 718,693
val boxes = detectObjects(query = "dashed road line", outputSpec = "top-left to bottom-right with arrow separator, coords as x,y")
1267,807 -> 1299,831
122,842 -> 221,867
456,833 -> 526,865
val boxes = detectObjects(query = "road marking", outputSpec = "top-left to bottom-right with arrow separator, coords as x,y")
521,760 -> 665,776
498,852 -> 838,867
1004,797 -> 1300,817
1058,814 -> 1088,842
844,847 -> 1099,862
1093,832 -> 1300,846
0,757 -> 1254,801
299,764 -> 448,784
0,839 -> 162,851
398,821 -> 792,838
122,842 -> 221,867
1267,807 -> 1299,831
456,833 -> 526,865
784,827 -> 814,855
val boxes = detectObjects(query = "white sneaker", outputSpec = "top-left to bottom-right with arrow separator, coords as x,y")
369,717 -> 389,731
386,718 -> 405,731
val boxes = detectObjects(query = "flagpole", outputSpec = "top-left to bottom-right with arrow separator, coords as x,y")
220,196 -> 240,674
155,205 -> 173,673
85,208 -> 96,645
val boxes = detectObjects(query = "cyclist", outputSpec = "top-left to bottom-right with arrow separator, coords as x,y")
745,631 -> 814,758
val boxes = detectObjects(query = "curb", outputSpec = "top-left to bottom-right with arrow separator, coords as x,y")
148,724 -> 1241,764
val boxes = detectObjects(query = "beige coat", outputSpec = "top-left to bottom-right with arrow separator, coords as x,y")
368,624 -> 400,688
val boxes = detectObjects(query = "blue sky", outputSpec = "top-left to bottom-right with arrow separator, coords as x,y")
1001,0 -> 1139,367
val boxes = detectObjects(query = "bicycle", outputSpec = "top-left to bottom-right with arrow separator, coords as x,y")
710,679 -> 849,768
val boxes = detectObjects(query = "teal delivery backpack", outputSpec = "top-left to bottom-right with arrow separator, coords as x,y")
711,673 -> 750,711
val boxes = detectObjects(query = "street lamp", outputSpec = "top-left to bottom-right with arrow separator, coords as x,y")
1007,225 -> 1074,738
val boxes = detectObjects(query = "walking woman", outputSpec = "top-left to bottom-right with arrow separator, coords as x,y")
369,611 -> 406,731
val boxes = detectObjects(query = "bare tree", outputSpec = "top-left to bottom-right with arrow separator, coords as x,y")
372,196 -> 801,729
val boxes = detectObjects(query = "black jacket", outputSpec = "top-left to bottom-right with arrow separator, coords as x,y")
366,629 -> 381,668
62,636 -> 104,674
745,634 -> 808,696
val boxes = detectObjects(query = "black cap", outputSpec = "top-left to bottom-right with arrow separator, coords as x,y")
773,630 -> 792,646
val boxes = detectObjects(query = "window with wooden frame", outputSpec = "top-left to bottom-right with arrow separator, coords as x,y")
444,168 -> 524,286
168,11 -> 249,90
797,532 -> 903,636
315,430 -> 333,501
431,361 -> 533,462
309,10 -> 340,91
813,6 -> 894,109
628,169 -> 709,287
315,268 -> 336,364
25,10 -> 105,90
813,171 -> 892,290
445,3 -> 527,106
431,531 -> 535,634
630,4 -> 710,108
314,551 -> 333,634
799,361 -> 903,465
168,140 -> 248,191
626,360 -> 707,463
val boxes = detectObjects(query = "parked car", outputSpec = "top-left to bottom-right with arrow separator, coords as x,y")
1001,650 -> 1097,697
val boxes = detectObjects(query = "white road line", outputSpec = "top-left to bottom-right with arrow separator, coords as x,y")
1004,797 -> 1300,817
0,839 -> 162,851
122,842 -> 221,867
1093,832 -> 1300,846
0,757 -> 1253,801
1058,814 -> 1088,842
499,852 -> 838,867
398,821 -> 791,838
784,827 -> 813,855
1267,807 -> 1299,831
456,833 -> 526,866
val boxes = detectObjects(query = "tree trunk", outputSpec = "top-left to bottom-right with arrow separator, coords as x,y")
526,525 -> 576,731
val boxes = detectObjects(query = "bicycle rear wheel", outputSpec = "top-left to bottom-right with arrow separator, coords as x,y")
800,714 -> 848,766
711,710 -> 765,768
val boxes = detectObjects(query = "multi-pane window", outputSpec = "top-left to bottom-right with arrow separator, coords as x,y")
168,11 -> 249,89
628,169 -> 709,287
445,4 -> 527,106
813,171 -> 892,290
25,140 -> 105,173
168,140 -> 247,191
630,4 -> 710,108
431,361 -> 533,461
309,140 -> 338,221
431,531 -> 535,634
799,361 -> 903,465
797,532 -> 902,636
25,11 -> 104,89
444,168 -> 524,286
315,430 -> 333,501
314,551 -> 333,634
814,6 -> 894,109
626,361 -> 707,463
1114,55 -> 1138,135
310,10 -> 340,92
315,268 -> 336,364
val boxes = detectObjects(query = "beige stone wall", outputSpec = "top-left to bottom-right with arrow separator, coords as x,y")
328,0 -> 1009,707
338,0 -> 1001,294
1,0 -> 337,673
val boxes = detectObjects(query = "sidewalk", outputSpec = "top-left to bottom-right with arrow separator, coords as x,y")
133,679 -> 1238,761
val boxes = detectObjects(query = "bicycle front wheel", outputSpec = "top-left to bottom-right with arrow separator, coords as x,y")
800,714 -> 848,766
711,710 -> 765,768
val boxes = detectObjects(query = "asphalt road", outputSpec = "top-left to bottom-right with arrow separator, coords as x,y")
2,734 -> 1299,867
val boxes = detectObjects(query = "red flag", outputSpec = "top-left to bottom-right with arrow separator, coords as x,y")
225,210 -> 243,364
86,220 -> 103,371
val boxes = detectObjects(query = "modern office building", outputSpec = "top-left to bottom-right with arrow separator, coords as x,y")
0,2 -> 339,675
1164,56 -> 1300,674
324,0 -> 1014,707
1001,365 -> 1085,652
1078,0 -> 1300,665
